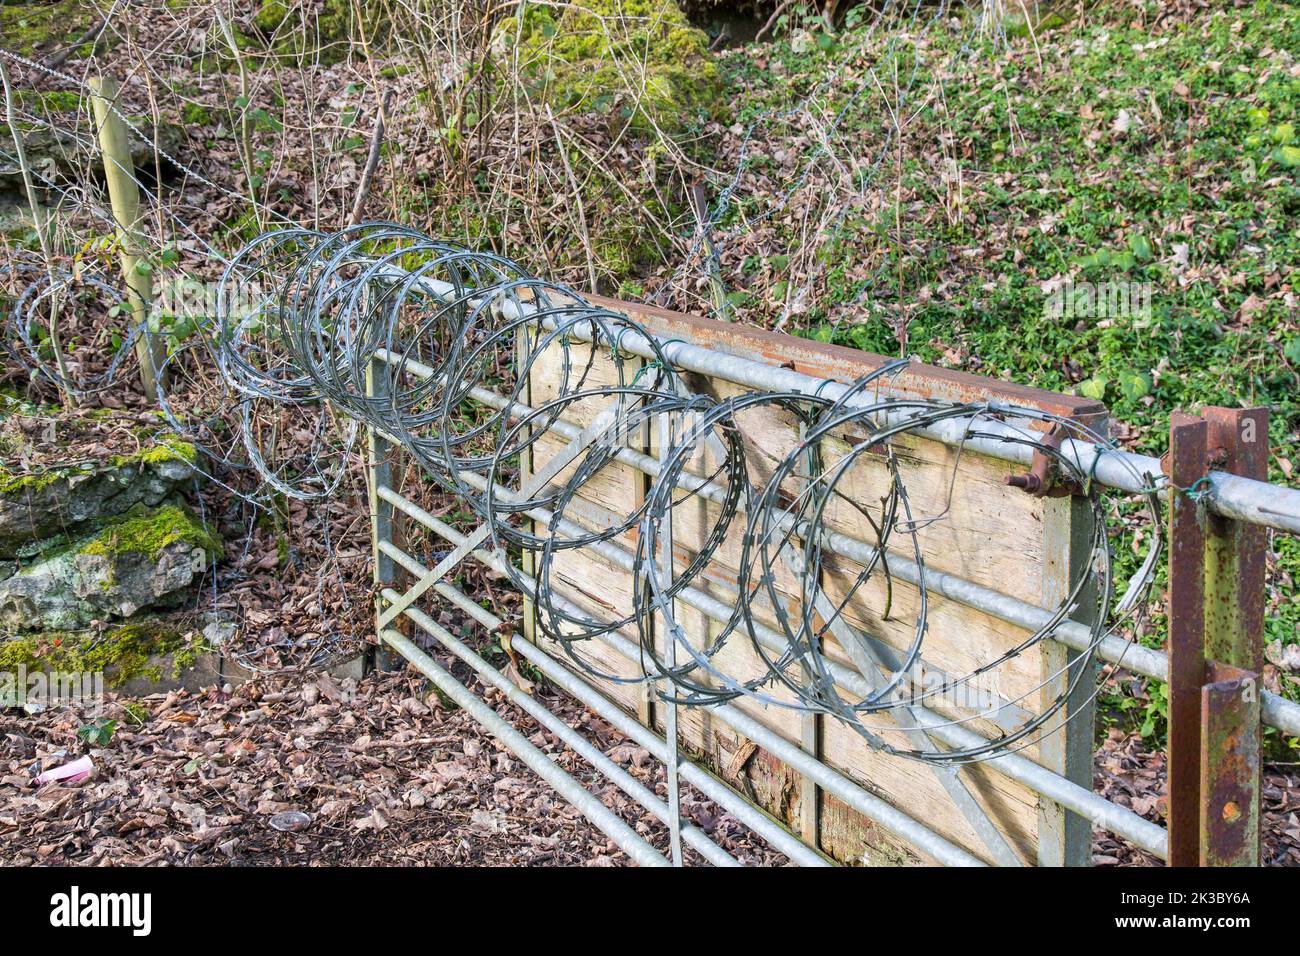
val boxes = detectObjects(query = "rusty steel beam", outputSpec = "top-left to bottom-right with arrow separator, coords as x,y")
1200,662 -> 1261,866
1197,407 -> 1267,867
1165,412 -> 1209,867
1201,407 -> 1268,672
1167,406 -> 1268,868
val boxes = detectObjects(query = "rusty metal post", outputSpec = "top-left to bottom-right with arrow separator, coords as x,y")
1197,406 -> 1267,866
1165,412 -> 1208,867
1200,662 -> 1261,866
1201,407 -> 1268,672
1166,406 -> 1267,867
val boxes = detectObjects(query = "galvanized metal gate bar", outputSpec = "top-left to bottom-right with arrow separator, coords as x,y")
375,481 -> 1170,863
373,484 -> 985,865
377,589 -> 738,865
374,458 -> 1170,860
373,270 -> 1300,535
377,539 -> 826,867
380,626 -> 671,866
385,534 -> 831,866
376,393 -> 632,631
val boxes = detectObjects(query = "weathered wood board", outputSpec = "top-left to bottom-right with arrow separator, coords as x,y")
521,295 -> 1107,866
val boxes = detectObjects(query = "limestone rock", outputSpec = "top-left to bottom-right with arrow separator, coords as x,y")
0,115 -> 185,193
0,504 -> 221,632
0,443 -> 197,559
0,617 -> 215,692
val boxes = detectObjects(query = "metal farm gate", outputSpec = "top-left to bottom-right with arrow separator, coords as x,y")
244,228 -> 1300,868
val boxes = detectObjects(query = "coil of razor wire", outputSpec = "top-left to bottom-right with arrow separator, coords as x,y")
199,222 -> 1163,763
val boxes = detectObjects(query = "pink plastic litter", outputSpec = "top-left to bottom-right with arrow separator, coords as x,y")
34,755 -> 94,786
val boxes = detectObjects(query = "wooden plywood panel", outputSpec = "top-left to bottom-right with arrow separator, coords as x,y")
524,336 -> 650,717
535,546 -> 646,715
815,429 -> 1045,604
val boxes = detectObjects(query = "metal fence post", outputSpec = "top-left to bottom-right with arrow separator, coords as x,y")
517,325 -> 537,649
1166,407 -> 1266,867
1166,412 -> 1209,866
1198,406 -> 1266,866
1200,662 -> 1261,866
1201,407 -> 1268,672
367,354 -> 400,670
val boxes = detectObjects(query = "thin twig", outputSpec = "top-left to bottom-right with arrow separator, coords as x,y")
545,105 -> 598,294
348,89 -> 396,228
756,0 -> 798,43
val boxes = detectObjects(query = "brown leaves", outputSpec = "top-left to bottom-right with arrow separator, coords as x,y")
0,668 -> 793,866
1092,729 -> 1300,867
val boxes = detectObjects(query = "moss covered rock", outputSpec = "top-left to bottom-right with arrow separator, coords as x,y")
0,438 -> 198,559
0,618 -> 212,690
245,0 -> 379,63
497,0 -> 726,134
0,1 -> 91,59
0,504 -> 220,632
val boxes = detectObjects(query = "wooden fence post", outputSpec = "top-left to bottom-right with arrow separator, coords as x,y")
1039,492 -> 1099,866
88,76 -> 165,401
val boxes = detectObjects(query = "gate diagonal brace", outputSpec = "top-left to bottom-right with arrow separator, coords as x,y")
377,394 -> 635,631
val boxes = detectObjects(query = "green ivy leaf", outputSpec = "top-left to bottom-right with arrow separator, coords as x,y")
1274,145 -> 1300,169
1128,233 -> 1153,262
1117,369 -> 1152,402
1078,376 -> 1109,400
77,718 -> 116,747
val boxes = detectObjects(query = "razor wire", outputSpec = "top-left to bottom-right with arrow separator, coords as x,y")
200,221 -> 1163,764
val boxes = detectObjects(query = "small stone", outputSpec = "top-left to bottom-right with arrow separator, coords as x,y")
268,811 -> 312,833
